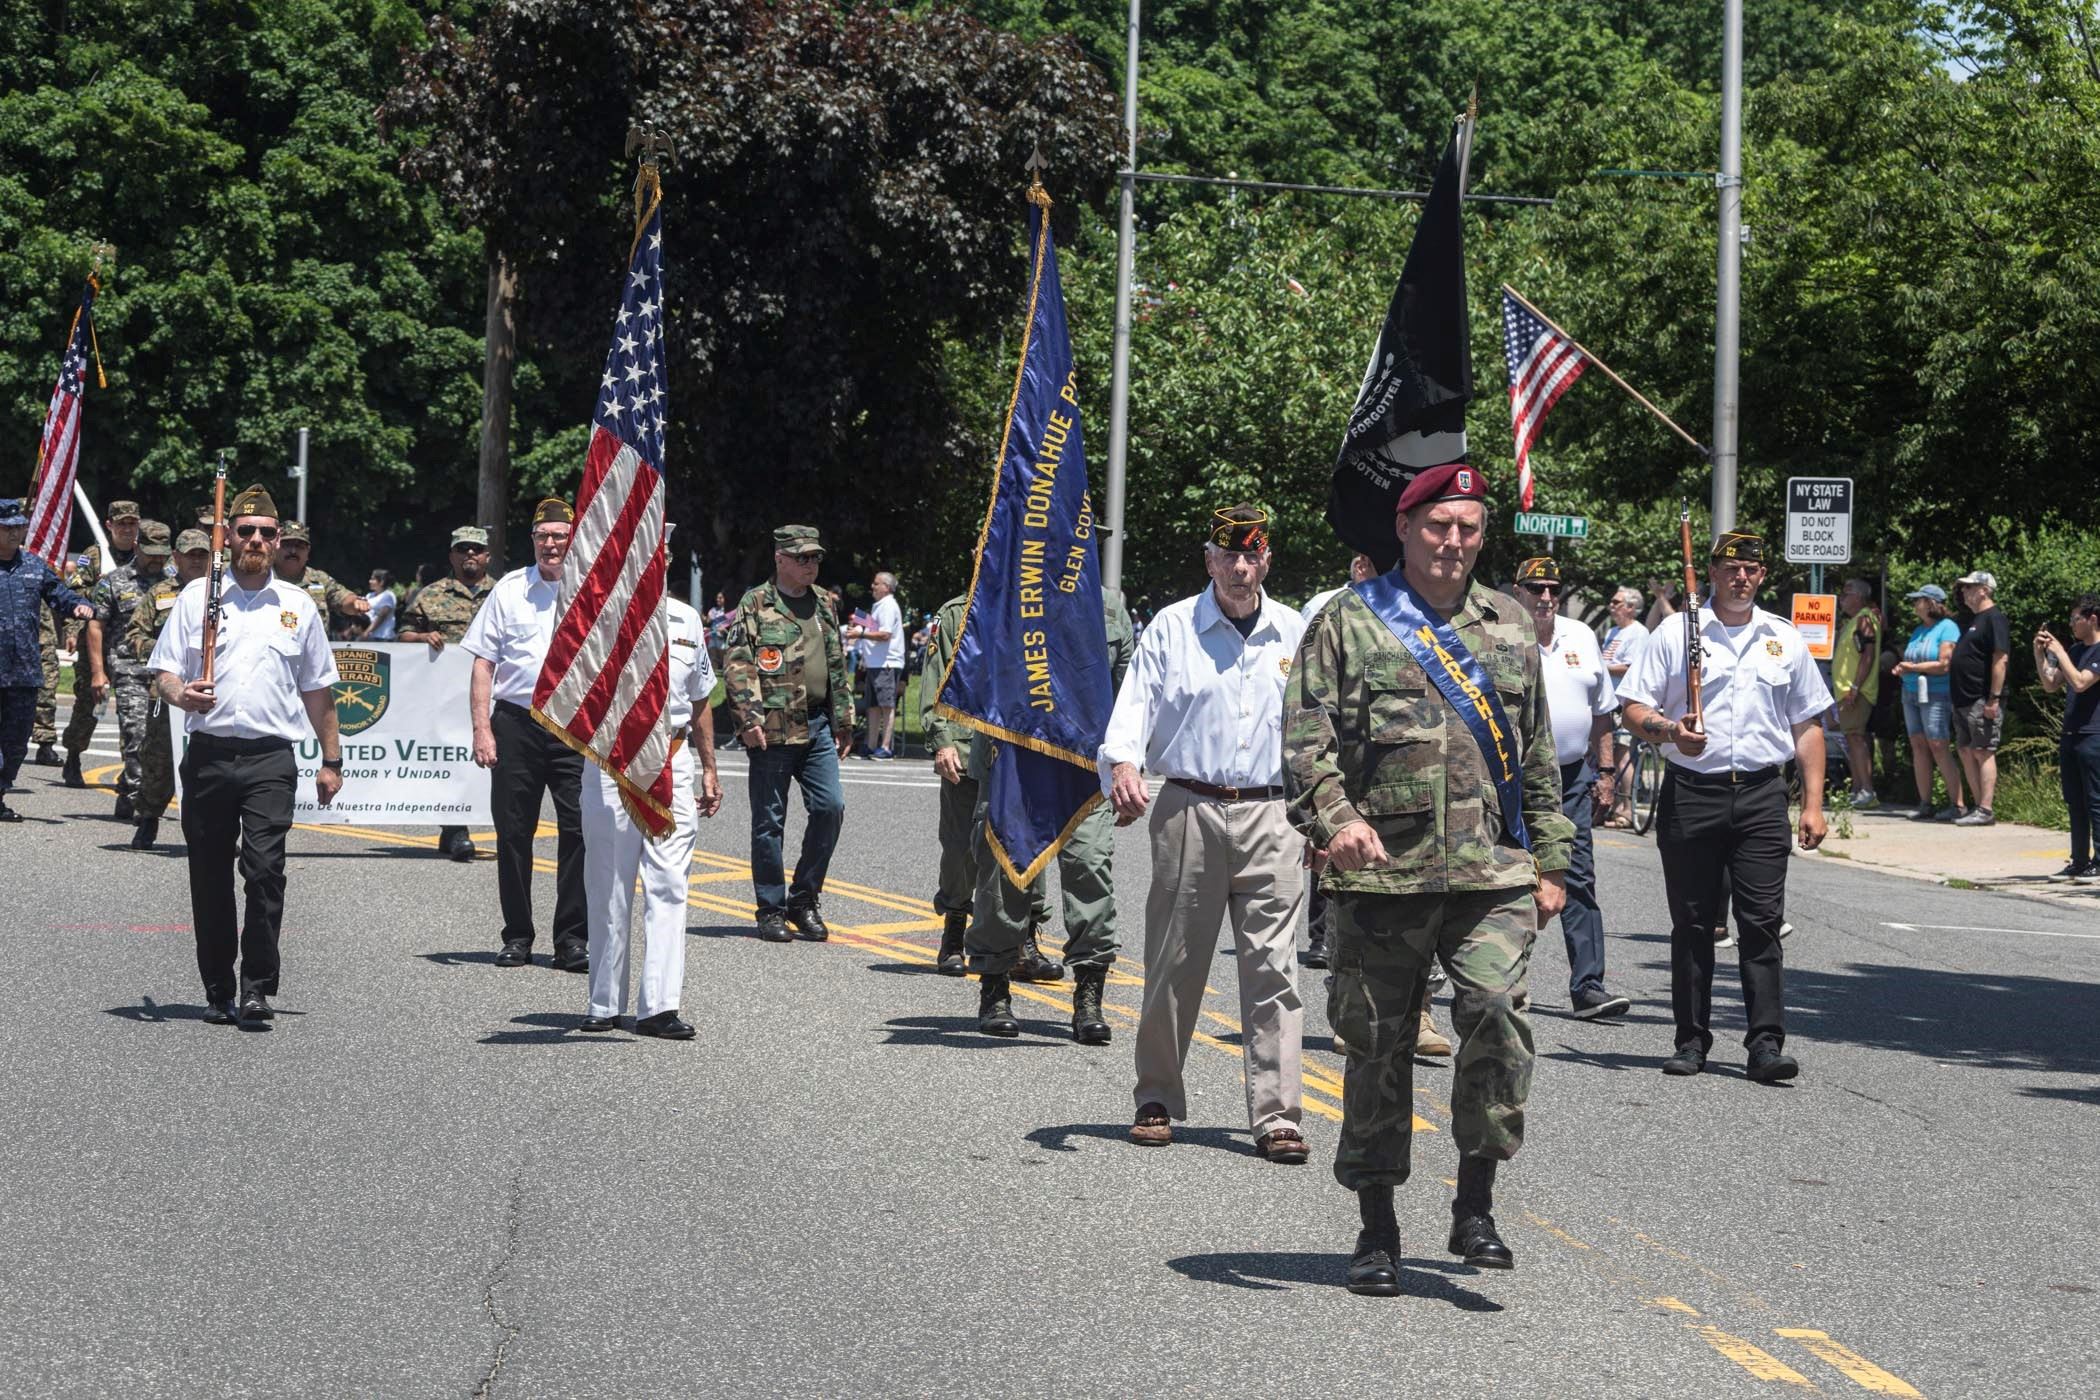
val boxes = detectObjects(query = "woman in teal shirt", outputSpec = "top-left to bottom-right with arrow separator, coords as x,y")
1892,584 -> 1966,819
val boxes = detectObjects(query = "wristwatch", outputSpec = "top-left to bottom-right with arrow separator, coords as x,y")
321,757 -> 344,771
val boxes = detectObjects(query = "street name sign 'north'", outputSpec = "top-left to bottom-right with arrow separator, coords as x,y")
1514,512 -> 1588,539
1785,477 -> 1853,564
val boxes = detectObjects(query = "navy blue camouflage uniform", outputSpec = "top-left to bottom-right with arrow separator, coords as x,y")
1,537 -> 94,801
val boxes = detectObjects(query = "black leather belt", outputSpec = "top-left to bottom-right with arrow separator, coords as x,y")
1168,777 -> 1284,802
1666,763 -> 1781,789
188,733 -> 293,755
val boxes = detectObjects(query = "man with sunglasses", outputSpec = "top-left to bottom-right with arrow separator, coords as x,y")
399,524 -> 496,861
1620,529 -> 1831,1084
272,520 -> 370,639
1516,556 -> 1632,1022
148,486 -> 344,1024
463,500 -> 589,972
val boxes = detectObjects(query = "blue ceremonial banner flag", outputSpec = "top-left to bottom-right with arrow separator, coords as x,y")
936,183 -> 1112,886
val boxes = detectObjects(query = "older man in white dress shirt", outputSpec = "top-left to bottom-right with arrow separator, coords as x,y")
1103,505 -> 1309,1164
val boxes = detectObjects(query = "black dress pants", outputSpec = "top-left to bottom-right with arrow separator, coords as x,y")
179,735 -> 296,1002
1655,766 -> 1790,1055
490,700 -> 586,951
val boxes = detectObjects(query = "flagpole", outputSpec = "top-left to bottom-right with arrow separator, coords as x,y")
1500,283 -> 1710,458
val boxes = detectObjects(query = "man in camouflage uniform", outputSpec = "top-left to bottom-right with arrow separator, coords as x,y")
724,525 -> 855,943
126,528 -> 214,847
33,607 -> 62,764
965,585 -> 1137,1044
85,520 -> 172,818
59,501 -> 142,785
274,520 -> 369,637
919,590 -> 1052,975
399,524 -> 495,861
1283,464 -> 1572,1297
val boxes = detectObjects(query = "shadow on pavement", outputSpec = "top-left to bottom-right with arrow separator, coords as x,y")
2020,1084 -> 2100,1107
1166,1250 -> 1505,1309
420,949 -> 510,967
97,842 -> 186,858
105,996 -> 306,1024
685,924 -> 764,941
479,1012 -> 629,1045
1027,1122 -> 1256,1157
1787,963 -> 2100,1076
879,1014 -> 1060,1047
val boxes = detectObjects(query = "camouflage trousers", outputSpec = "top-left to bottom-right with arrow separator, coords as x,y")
61,645 -> 100,755
964,791 -> 1115,973
34,612 -> 58,745
934,771 -> 1048,926
137,687 -> 175,820
109,669 -> 153,802
1327,886 -> 1538,1192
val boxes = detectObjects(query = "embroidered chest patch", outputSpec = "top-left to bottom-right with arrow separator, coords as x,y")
1765,639 -> 1783,657
280,610 -> 299,630
756,646 -> 785,674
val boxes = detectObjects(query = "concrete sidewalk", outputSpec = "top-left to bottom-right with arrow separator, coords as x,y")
1805,803 -> 2098,909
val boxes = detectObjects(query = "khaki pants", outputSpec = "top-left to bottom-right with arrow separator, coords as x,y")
1133,782 -> 1305,1137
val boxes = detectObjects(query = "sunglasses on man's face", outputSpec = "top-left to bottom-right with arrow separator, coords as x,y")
450,543 -> 489,555
234,525 -> 279,540
1521,582 -> 1562,598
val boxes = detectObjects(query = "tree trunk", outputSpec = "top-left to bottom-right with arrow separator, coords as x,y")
478,248 -> 518,571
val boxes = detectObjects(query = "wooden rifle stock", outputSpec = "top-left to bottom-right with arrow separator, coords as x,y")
1680,504 -> 1703,732
200,461 -> 229,686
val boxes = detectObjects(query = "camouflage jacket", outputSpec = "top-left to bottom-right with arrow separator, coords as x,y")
125,577 -> 185,669
724,580 -> 854,745
959,586 -> 1138,780
920,593 -> 972,755
1283,578 -> 1573,895
278,565 -> 362,621
88,561 -> 161,671
399,575 -> 493,644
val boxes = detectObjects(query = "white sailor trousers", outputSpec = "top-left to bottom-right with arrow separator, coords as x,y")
581,743 -> 696,1020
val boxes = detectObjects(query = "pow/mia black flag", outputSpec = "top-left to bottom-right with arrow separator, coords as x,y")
1327,122 -> 1473,571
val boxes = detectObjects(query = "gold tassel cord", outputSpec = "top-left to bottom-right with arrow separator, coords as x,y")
86,272 -> 107,390
630,162 -> 663,265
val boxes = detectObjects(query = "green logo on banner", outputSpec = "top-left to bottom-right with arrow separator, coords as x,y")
332,649 -> 391,736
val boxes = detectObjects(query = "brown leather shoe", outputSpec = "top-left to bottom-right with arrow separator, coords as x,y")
1130,1103 -> 1172,1146
1254,1127 -> 1310,1164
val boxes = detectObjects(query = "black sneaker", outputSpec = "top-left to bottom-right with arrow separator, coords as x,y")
1661,1045 -> 1706,1076
0,800 -> 20,824
1572,988 -> 1632,1020
1747,1045 -> 1800,1084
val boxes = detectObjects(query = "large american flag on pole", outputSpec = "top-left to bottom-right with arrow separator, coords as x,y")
26,278 -> 101,570
531,171 -> 674,836
1501,287 -> 1588,511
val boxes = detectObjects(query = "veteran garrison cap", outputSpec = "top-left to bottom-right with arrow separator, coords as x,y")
279,519 -> 311,544
1208,505 -> 1270,553
107,500 -> 142,521
0,499 -> 29,526
175,528 -> 212,553
449,524 -> 490,548
227,484 -> 279,520
135,520 -> 173,555
773,524 -> 824,556
531,498 -> 574,527
1395,463 -> 1488,516
1515,555 -> 1561,585
1711,529 -> 1766,564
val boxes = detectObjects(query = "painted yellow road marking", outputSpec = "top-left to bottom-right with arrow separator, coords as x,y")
1774,1331 -> 1923,1396
1686,1326 -> 1818,1387
1648,1296 -> 1701,1316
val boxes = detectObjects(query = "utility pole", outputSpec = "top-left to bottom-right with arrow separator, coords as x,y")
1710,0 -> 1744,541
1101,0 -> 1140,593
293,427 -> 310,523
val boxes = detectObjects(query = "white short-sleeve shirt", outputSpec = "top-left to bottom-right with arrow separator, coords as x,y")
147,575 -> 340,742
1620,606 -> 1834,775
869,594 -> 905,670
665,597 -> 714,730
1540,614 -> 1617,766
461,566 -> 564,707
1601,622 -> 1649,677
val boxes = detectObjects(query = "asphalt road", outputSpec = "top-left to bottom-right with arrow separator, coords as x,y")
3,714 -> 2095,1398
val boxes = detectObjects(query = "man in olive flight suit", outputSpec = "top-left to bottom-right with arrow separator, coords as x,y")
1284,464 -> 1572,1298
724,525 -> 855,944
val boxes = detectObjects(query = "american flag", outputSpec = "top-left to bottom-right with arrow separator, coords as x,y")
532,187 -> 674,835
26,279 -> 100,570
1501,287 -> 1588,511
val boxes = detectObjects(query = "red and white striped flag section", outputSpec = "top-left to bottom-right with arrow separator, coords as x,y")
531,168 -> 674,836
27,275 -> 105,569
1501,286 -> 1589,511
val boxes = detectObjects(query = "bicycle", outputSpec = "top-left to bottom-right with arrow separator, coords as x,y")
1602,727 -> 1668,835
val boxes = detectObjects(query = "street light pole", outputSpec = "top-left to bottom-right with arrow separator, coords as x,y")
1101,0 -> 1139,593
1710,0 -> 1743,541
295,427 -> 310,523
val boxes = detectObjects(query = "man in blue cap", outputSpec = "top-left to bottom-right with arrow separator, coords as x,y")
0,499 -> 95,820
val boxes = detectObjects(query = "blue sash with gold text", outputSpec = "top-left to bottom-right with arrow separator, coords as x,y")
1350,571 -> 1531,852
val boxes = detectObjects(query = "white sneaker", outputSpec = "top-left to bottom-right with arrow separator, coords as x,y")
1779,921 -> 1795,940
1713,926 -> 1737,949
1853,792 -> 1880,811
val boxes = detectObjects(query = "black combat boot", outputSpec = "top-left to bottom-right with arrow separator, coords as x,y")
786,898 -> 830,942
1347,1186 -> 1401,1296
130,819 -> 158,849
1448,1155 -> 1514,1269
1012,925 -> 1065,982
1071,966 -> 1111,1045
976,973 -> 1020,1038
62,751 -> 85,788
113,793 -> 133,821
936,914 -> 967,975
33,742 -> 60,767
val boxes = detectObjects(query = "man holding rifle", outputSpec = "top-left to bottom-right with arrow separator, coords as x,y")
1619,528 -> 1830,1084
149,483 -> 344,1026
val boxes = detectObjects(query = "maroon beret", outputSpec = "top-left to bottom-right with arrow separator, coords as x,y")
1394,463 -> 1488,517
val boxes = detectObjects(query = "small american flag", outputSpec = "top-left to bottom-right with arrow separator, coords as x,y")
1501,288 -> 1588,511
532,181 -> 674,835
27,279 -> 101,570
